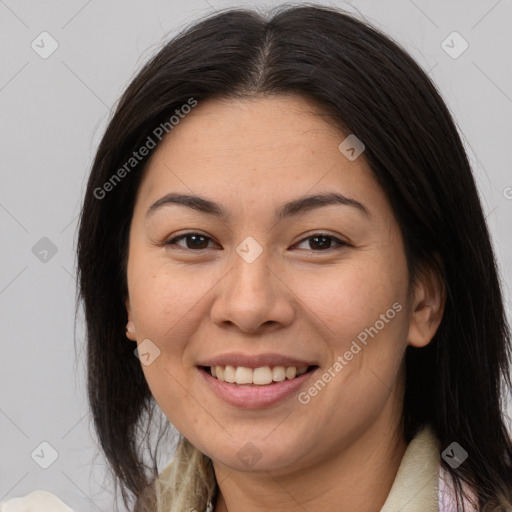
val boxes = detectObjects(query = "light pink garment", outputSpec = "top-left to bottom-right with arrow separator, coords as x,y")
438,464 -> 479,511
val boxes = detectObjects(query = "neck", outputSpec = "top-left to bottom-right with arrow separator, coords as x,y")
212,411 -> 407,512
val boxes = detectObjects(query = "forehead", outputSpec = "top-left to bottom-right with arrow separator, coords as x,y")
135,94 -> 383,217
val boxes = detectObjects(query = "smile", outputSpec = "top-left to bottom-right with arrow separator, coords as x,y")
202,364 -> 316,385
197,365 -> 319,408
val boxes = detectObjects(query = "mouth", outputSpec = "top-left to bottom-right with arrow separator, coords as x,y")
199,364 -> 319,386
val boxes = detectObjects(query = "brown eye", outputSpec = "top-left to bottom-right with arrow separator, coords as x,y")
167,233 -> 214,250
165,232 -> 347,252
294,234 -> 346,251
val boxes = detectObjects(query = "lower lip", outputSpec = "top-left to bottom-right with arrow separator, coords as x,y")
197,367 -> 318,409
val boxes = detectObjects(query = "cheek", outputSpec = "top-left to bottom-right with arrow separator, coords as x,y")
291,260 -> 407,431
290,255 -> 409,414
129,260 -> 212,340
290,256 -> 406,344
129,267 -> 202,408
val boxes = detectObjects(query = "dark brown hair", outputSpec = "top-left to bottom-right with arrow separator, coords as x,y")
76,4 -> 512,510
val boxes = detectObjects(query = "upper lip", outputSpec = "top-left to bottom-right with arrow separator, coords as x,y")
197,352 -> 318,369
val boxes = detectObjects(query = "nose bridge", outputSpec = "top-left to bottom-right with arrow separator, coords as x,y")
229,238 -> 274,300
210,237 -> 294,332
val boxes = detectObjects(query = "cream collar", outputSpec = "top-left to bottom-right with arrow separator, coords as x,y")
158,424 -> 476,512
380,424 -> 440,511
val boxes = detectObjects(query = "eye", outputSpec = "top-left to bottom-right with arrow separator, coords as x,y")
293,233 -> 347,251
166,232 -> 346,252
166,232 -> 218,250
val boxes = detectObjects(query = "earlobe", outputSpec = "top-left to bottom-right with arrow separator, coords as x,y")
125,298 -> 137,341
126,319 -> 137,341
406,260 -> 446,349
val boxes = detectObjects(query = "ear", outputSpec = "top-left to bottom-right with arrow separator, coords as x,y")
125,297 -> 137,342
406,255 -> 446,348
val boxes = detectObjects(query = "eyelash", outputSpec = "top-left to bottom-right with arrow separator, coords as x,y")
165,232 -> 347,252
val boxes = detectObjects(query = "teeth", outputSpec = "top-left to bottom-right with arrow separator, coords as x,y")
253,366 -> 273,385
223,365 -> 236,383
285,367 -> 297,380
272,366 -> 286,382
235,366 -> 253,384
210,365 -> 311,385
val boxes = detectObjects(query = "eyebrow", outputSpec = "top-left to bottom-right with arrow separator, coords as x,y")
145,191 -> 370,221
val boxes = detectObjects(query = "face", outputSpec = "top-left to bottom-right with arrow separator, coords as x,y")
124,94 -> 436,475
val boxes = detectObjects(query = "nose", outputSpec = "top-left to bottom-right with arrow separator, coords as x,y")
210,248 -> 295,334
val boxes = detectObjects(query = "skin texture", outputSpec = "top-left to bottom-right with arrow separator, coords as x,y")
124,94 -> 445,512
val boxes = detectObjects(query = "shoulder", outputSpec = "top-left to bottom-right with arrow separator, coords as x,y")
0,490 -> 75,511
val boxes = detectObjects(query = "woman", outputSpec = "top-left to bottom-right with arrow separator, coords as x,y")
77,4 -> 512,511
4,4 -> 510,511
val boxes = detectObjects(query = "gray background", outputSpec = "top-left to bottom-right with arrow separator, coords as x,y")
1,0 -> 511,510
